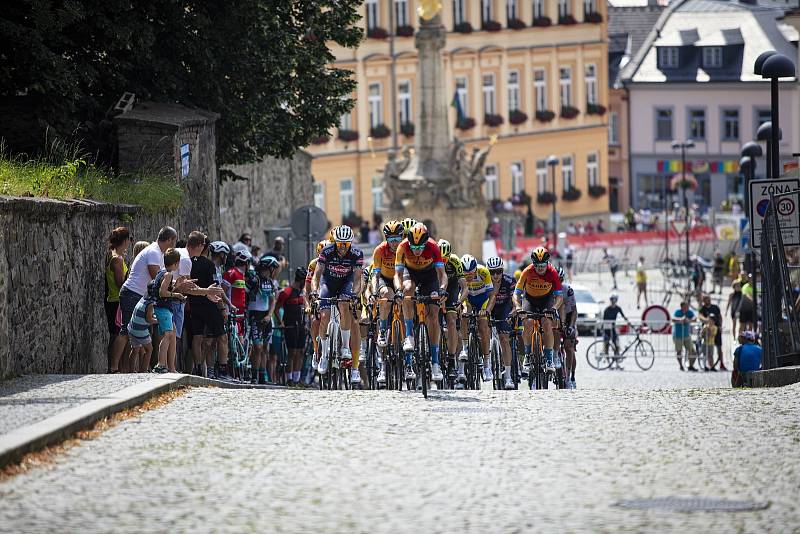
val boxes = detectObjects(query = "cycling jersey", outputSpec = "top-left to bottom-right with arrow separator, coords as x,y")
372,241 -> 398,279
223,267 -> 247,310
318,243 -> 364,280
395,238 -> 444,273
247,275 -> 276,312
305,258 -> 318,285
443,253 -> 465,281
465,266 -> 493,297
493,273 -> 515,307
515,264 -> 563,298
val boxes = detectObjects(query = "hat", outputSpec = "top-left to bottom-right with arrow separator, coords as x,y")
742,331 -> 756,342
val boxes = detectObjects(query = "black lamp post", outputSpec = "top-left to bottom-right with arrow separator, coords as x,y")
761,53 -> 795,178
756,122 -> 782,179
671,139 -> 694,275
740,141 -> 762,278
547,155 -> 559,250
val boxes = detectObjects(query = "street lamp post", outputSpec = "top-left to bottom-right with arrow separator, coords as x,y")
756,122 -> 782,179
671,140 -> 694,278
762,54 -> 795,178
547,155 -> 559,250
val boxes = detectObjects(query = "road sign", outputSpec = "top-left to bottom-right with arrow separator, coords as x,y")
749,178 -> 800,249
671,220 -> 687,234
290,205 -> 328,241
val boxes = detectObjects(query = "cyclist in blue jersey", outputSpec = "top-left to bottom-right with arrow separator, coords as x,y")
487,256 -> 516,389
311,225 -> 364,382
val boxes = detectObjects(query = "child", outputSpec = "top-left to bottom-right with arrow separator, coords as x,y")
149,248 -> 186,373
127,295 -> 158,373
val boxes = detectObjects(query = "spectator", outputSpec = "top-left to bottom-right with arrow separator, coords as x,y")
105,227 -> 132,369
276,268 -> 307,386
691,258 -> 705,294
585,221 -> 595,234
602,248 -> 619,290
596,219 -> 605,234
728,254 -> 740,282
698,293 -> 725,371
150,248 -> 186,373
739,275 -> 756,333
233,233 -> 252,254
672,301 -> 697,371
174,232 -> 209,354
731,331 -> 762,387
624,208 -> 635,230
126,294 -> 157,374
712,252 -> 725,294
601,294 -> 628,369
359,220 -> 370,244
726,280 -> 743,340
566,222 -> 577,235
264,236 -> 288,278
564,244 -> 575,281
132,241 -> 149,258
635,256 -> 648,309
250,245 -> 262,260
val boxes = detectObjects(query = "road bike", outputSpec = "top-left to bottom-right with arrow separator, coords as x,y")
317,296 -> 355,390
585,323 -> 655,371
488,319 -> 507,391
405,293 -> 441,398
693,319 -> 721,370
227,312 -> 251,382
361,297 -> 381,390
461,311 -> 486,390
516,309 -> 561,390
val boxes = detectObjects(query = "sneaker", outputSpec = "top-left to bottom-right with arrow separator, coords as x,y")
458,349 -> 468,362
504,376 -> 514,390
455,382 -> 466,390
554,354 -> 563,370
217,367 -> 232,381
482,365 -> 493,382
457,371 -> 467,384
350,368 -> 362,385
377,330 -> 388,348
341,347 -> 352,361
250,374 -> 258,384
521,356 -> 530,377
687,366 -> 698,372
403,336 -> 415,353
152,364 -> 168,374
377,366 -> 387,384
545,355 -> 555,374
405,365 -> 416,380
431,363 -> 443,381
317,355 -> 329,374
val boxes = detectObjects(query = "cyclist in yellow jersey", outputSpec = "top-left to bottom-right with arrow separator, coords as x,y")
438,239 -> 467,380
459,254 -> 496,383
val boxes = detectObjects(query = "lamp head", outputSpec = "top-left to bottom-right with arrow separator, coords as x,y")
756,121 -> 782,141
739,156 -> 753,172
546,155 -> 559,166
741,141 -> 763,158
754,51 -> 777,76
762,53 -> 795,79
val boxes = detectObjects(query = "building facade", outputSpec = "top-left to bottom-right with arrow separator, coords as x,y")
621,0 -> 798,212
308,0 -> 610,227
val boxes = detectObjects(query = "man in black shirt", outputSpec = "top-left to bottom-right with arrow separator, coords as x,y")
276,268 -> 308,386
699,293 -> 725,370
602,293 -> 628,367
189,246 -> 230,379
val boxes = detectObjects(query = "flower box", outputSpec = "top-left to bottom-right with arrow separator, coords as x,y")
562,187 -> 582,201
396,25 -> 414,37
311,135 -> 330,145
508,18 -> 526,30
454,22 -> 474,33
337,129 -> 359,142
367,27 -> 388,39
400,122 -> 415,137
588,184 -> 607,198
532,16 -> 552,27
509,110 -> 529,125
456,117 -> 476,130
586,103 -> 607,116
535,110 -> 556,122
370,124 -> 391,139
537,191 -> 556,204
585,12 -> 603,23
558,15 -> 577,25
560,105 -> 580,119
482,20 -> 502,31
484,113 -> 504,127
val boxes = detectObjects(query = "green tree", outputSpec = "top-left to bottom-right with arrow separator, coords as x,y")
0,0 -> 362,168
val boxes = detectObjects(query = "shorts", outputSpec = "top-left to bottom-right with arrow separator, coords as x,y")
189,303 -> 226,338
467,292 -> 491,311
105,301 -> 120,336
129,334 -> 152,349
319,276 -> 354,307
713,327 -> 722,347
521,294 -> 552,314
284,322 -> 305,349
173,302 -> 185,339
118,287 -> 143,336
153,307 -> 175,336
739,307 -> 754,324
637,282 -> 647,292
673,336 -> 694,355
249,310 -> 272,345
407,268 -> 440,297
491,303 -> 513,333
444,278 -> 461,312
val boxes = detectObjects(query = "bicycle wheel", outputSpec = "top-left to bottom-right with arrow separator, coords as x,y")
490,332 -> 502,390
634,339 -> 655,371
510,335 -> 520,390
585,340 -> 613,370
417,323 -> 429,398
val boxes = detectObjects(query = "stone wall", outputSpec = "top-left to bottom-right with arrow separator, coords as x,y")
219,151 -> 313,245
0,198 -> 167,380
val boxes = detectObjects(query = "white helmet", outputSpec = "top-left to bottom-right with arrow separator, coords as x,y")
486,256 -> 503,270
234,250 -> 252,264
461,254 -> 478,273
209,241 -> 230,255
332,225 -> 354,243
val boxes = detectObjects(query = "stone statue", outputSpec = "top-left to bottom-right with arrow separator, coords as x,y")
382,148 -> 414,209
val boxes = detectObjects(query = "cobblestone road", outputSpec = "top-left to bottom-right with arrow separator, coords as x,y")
1,382 -> 798,532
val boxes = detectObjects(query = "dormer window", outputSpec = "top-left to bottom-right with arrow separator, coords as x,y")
658,47 -> 679,69
702,47 -> 723,68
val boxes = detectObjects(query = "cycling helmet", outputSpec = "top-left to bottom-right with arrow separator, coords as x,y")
382,220 -> 403,238
401,217 -> 418,235
209,241 -> 230,255
294,267 -> 307,280
316,239 -> 330,255
461,254 -> 478,273
234,250 -> 252,264
332,225 -> 354,243
609,292 -> 619,302
408,222 -> 429,247
437,239 -> 451,258
486,256 -> 504,271
258,256 -> 279,270
742,330 -> 756,341
531,246 -> 551,264
556,266 -> 565,282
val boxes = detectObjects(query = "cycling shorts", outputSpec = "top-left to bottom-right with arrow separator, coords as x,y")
319,276 -> 354,308
521,294 -> 552,315
445,278 -> 461,312
407,268 -> 440,297
248,310 -> 273,345
491,302 -> 513,333
283,322 -> 305,349
467,292 -> 490,311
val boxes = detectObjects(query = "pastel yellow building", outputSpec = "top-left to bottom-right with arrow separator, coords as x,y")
307,0 -> 610,227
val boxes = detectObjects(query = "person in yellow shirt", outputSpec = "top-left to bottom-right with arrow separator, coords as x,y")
458,254 -> 495,383
635,256 -> 648,309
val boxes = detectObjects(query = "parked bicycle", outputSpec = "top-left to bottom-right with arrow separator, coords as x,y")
585,323 -> 655,371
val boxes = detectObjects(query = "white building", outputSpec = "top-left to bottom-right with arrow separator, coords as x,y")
621,0 -> 798,211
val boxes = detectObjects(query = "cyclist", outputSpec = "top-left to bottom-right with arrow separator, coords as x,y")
372,220 -> 404,351
311,225 -> 364,385
305,240 -> 329,370
600,293 -> 628,369
223,250 -> 252,339
247,256 -> 279,384
487,256 -> 515,389
400,217 -> 418,236
276,267 -> 309,387
556,266 -> 578,388
438,239 -> 467,382
394,222 -> 447,382
459,254 -> 495,383
512,247 -> 563,373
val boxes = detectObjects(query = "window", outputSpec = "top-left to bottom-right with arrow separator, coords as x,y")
585,64 -> 597,105
533,0 -> 545,19
398,81 -> 412,125
508,70 -> 520,113
485,164 -> 499,200
313,182 -> 325,210
583,0 -> 595,15
482,0 -> 494,23
757,108 -> 771,127
483,73 -> 496,115
562,156 -> 574,191
722,109 -> 739,140
511,161 -> 525,195
395,0 -> 409,28
534,69 -> 547,111
507,0 -> 519,20
536,159 -> 548,192
658,47 -> 679,69
339,110 -> 352,131
368,83 -> 382,128
371,175 -> 383,213
558,0 -> 570,18
456,76 -> 469,116
340,179 -> 354,218
689,108 -> 705,140
587,153 -> 599,187
656,108 -> 672,140
609,111 -> 619,145
366,0 -> 379,30
453,0 -> 467,25
702,47 -> 722,68
559,67 -> 572,107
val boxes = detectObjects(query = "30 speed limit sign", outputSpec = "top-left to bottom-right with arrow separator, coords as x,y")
749,178 -> 800,248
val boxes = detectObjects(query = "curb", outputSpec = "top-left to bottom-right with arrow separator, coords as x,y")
742,365 -> 800,388
0,373 -> 283,469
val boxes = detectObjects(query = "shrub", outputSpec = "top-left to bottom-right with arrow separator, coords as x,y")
558,14 -> 577,25
509,110 -> 529,125
532,16 -> 552,27
370,124 -> 391,139
560,105 -> 580,119
311,135 -> 330,145
586,103 -> 607,116
588,184 -> 607,198
400,122 -> 415,137
456,117 -> 476,130
585,12 -> 603,23
562,187 -> 582,201
367,27 -> 388,39
454,22 -> 474,33
537,191 -> 556,204
482,20 -> 502,31
337,129 -> 359,142
484,113 -> 504,127
508,18 -> 526,29
535,110 -> 556,122
396,25 -> 414,37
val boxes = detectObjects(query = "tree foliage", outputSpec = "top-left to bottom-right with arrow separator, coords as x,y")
0,0 -> 363,167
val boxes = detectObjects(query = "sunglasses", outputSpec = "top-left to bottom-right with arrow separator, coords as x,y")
410,244 -> 426,251
533,262 -> 548,268
489,269 -> 503,276
387,237 -> 402,243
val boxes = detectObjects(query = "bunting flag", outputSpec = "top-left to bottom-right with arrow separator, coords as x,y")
450,91 -> 464,122
657,160 -> 739,174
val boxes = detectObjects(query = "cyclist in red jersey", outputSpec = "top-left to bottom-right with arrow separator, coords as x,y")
223,250 -> 250,336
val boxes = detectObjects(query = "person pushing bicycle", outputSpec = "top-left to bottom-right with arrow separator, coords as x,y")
600,293 -> 629,369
